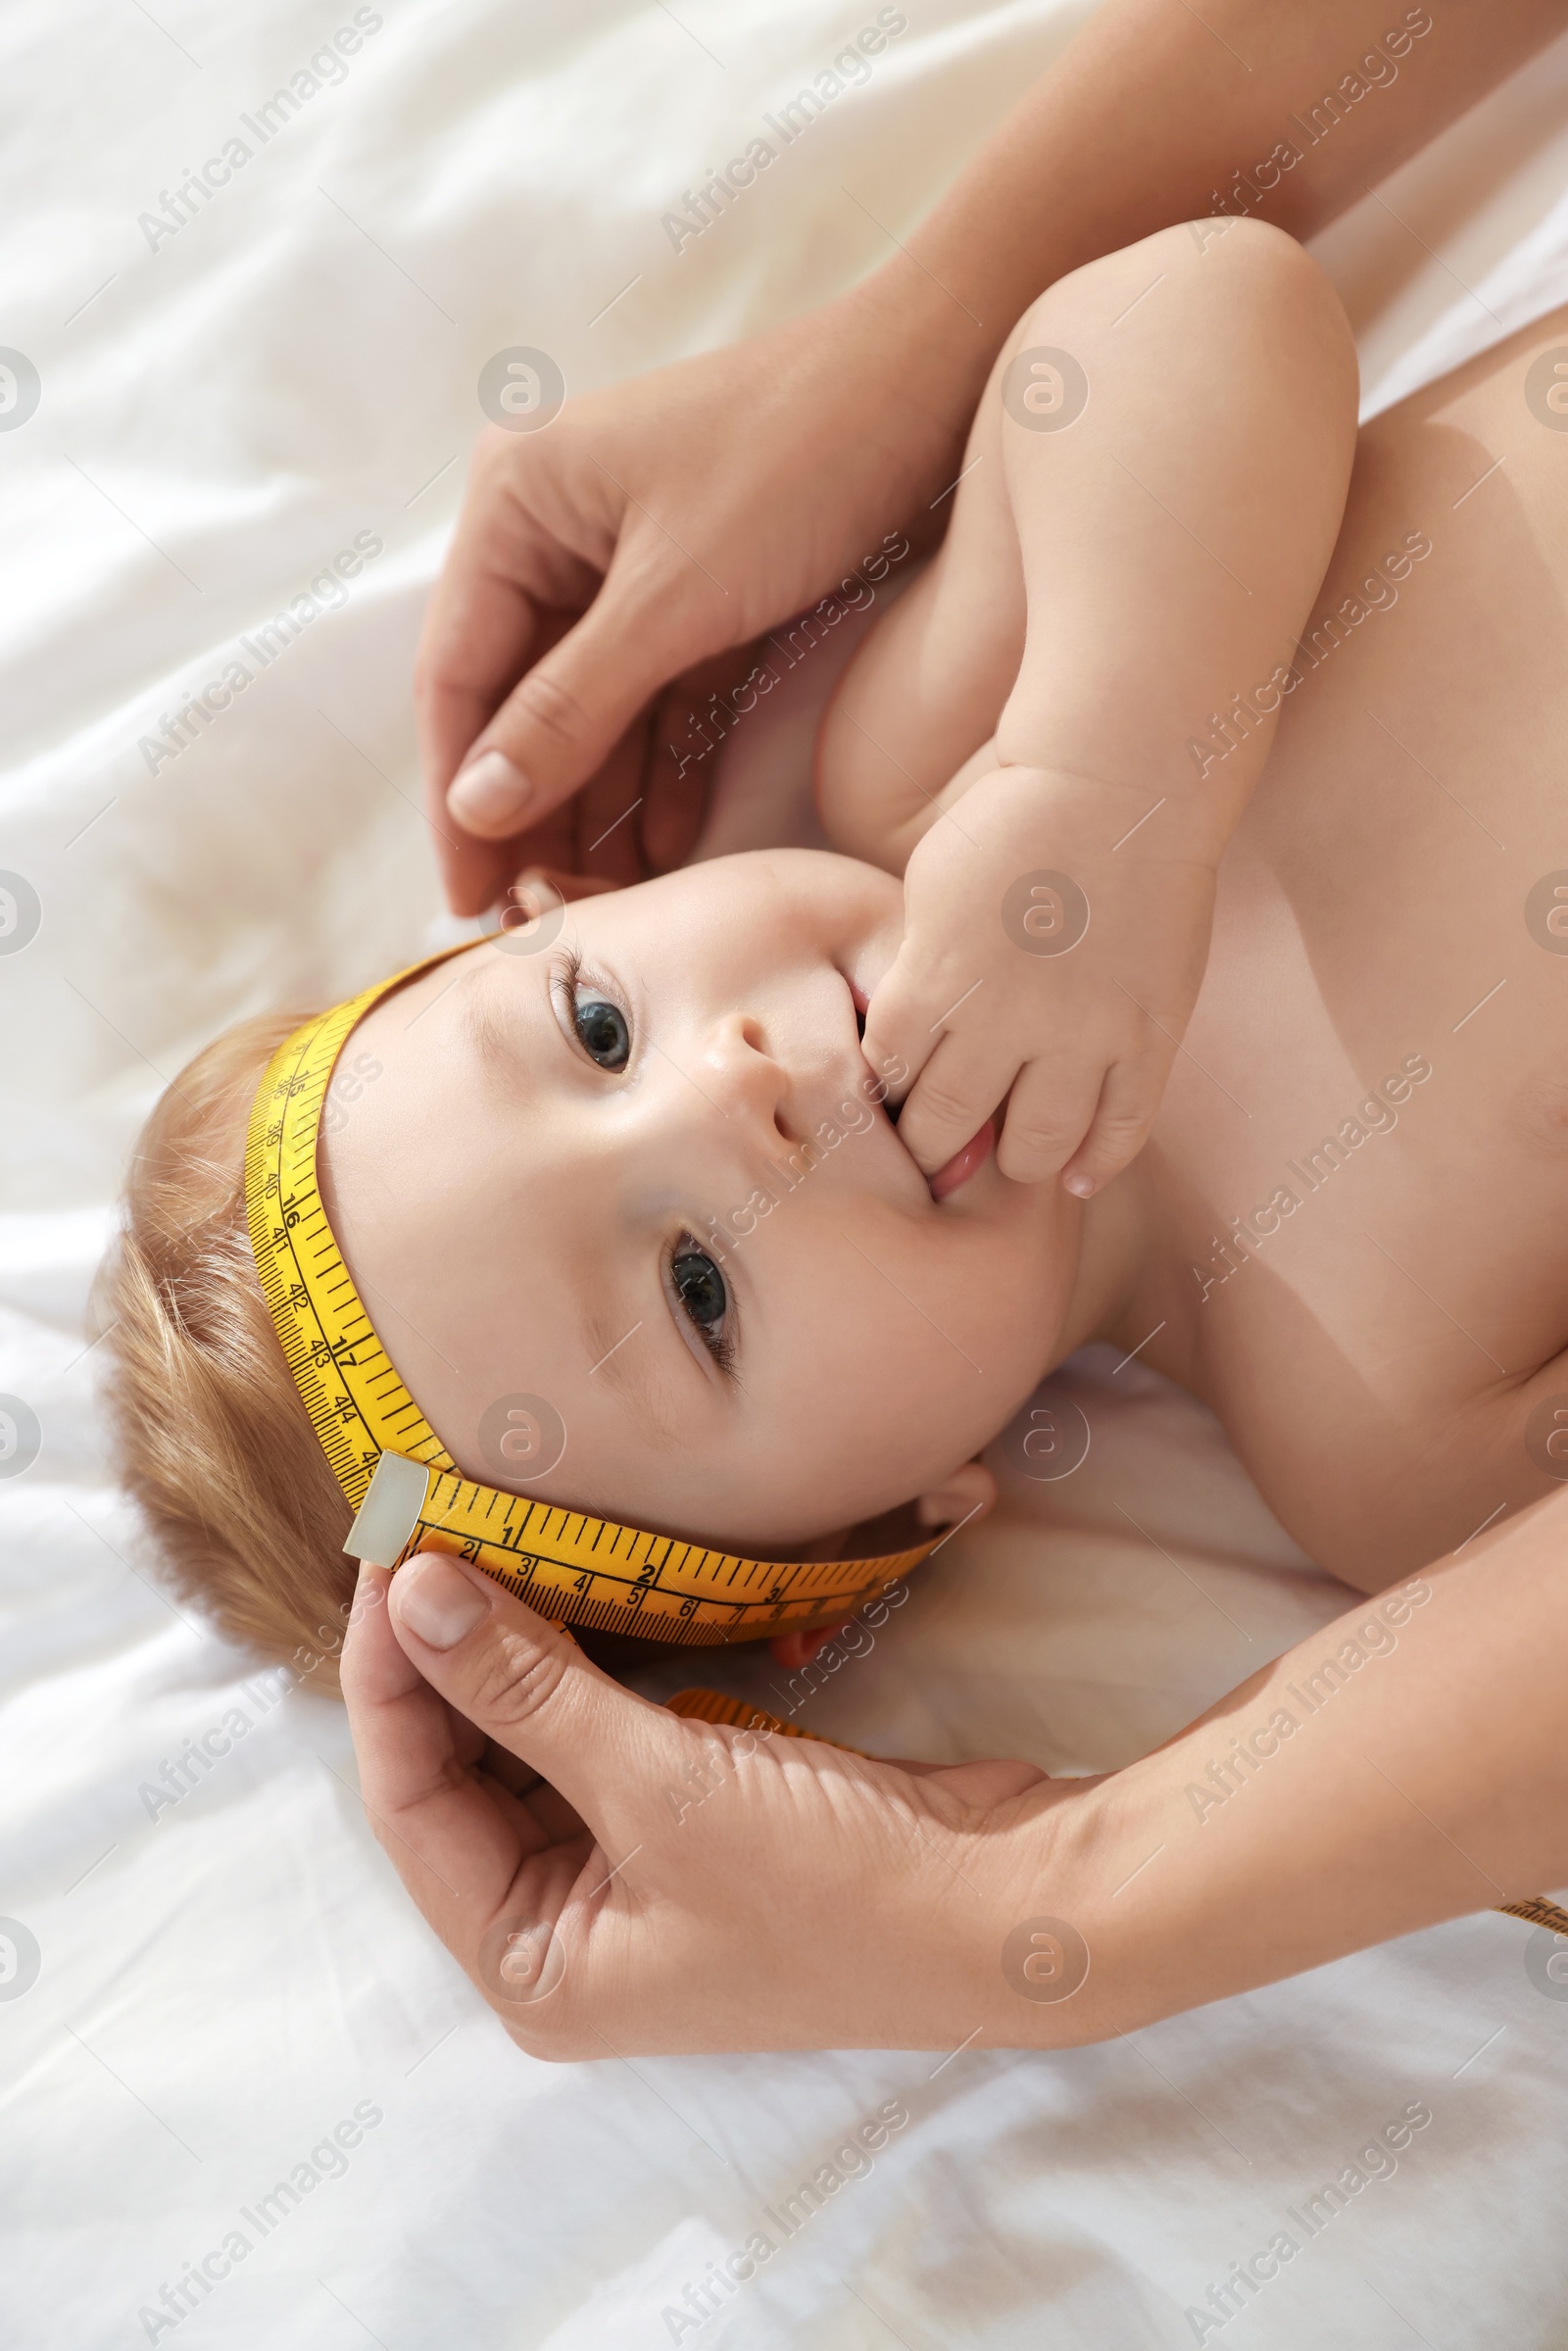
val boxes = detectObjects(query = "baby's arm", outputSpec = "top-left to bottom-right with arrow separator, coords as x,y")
823,219 -> 1357,1192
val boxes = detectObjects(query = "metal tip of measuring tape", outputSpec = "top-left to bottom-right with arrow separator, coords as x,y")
343,1450 -> 430,1568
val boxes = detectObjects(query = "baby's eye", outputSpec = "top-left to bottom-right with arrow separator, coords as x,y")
671,1247 -> 728,1348
574,993 -> 629,1071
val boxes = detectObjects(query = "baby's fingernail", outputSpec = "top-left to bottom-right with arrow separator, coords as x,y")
393,1554 -> 491,1649
1062,1172 -> 1096,1200
449,750 -> 534,832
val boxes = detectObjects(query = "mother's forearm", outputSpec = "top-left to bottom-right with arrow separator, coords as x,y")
853,0 -> 1560,441
1005,1489 -> 1568,2045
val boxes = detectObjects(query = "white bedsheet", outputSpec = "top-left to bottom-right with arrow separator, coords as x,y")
5,5 -> 1568,2346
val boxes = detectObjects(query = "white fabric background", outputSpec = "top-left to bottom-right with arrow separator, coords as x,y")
4,4 -> 1568,2346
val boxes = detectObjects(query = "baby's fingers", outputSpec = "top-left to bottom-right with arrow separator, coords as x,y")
1055,1048 -> 1175,1198
882,1027 -> 1021,1180
994,1056 -> 1103,1187
858,960 -> 937,1115
862,959 -> 1010,1179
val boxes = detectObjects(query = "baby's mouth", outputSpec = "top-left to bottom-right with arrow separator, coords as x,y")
929,1119 -> 995,1201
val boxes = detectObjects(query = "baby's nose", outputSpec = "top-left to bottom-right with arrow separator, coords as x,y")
700,1011 -> 791,1137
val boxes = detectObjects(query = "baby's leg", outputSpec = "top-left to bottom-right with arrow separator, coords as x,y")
1227,294 -> 1568,982
817,218 -> 1357,871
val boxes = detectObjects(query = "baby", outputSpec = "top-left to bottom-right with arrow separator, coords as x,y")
104,220 -> 1568,1715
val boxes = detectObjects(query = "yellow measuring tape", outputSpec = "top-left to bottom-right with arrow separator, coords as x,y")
244,941 -> 933,1656
243,938 -> 1568,1938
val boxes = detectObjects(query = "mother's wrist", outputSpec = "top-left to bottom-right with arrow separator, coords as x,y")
972,1771 -> 1138,2049
831,266 -> 1000,475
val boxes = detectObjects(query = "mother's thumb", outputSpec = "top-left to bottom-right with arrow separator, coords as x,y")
388,1551 -> 668,1811
448,573 -> 723,840
393,1551 -> 497,1651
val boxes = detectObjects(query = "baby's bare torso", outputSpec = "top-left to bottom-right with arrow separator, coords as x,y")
828,307 -> 1568,1590
1115,321 -> 1568,1586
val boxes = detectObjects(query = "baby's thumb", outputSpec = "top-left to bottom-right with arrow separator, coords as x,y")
387,1551 -> 676,1820
447,570 -> 726,842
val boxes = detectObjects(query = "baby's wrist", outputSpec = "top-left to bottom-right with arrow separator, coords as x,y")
977,759 -> 1231,872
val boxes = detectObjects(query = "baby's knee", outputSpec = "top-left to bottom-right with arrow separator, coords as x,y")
1173,214 -> 1350,346
1004,215 -> 1347,367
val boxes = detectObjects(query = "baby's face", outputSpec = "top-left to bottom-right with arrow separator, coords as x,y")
320,850 -> 1077,1552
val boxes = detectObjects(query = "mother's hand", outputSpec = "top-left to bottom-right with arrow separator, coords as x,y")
339,1553 -> 1077,2056
415,286 -> 972,917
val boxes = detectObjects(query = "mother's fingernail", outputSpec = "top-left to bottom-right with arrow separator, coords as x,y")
393,1554 -> 491,1649
449,749 -> 533,831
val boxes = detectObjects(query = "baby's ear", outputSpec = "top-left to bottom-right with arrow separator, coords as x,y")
914,1457 -> 996,1533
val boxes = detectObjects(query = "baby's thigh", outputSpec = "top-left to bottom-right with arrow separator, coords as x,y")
1288,306 -> 1568,774
1410,302 -> 1568,678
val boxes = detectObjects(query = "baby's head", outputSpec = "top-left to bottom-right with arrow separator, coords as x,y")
104,849 -> 1079,1680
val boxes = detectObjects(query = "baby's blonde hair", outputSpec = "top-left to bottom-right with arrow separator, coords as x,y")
99,1010 -> 360,1688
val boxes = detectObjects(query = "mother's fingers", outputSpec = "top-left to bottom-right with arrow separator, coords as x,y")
921,1756 -> 1053,1804
417,586 -> 579,916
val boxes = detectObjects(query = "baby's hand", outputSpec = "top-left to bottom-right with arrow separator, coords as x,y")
843,222 -> 1358,1199
862,764 -> 1216,1196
